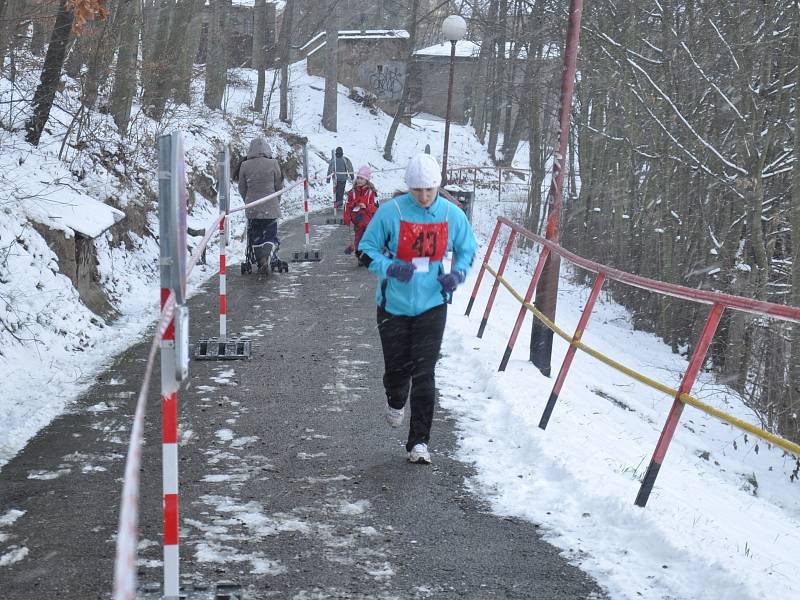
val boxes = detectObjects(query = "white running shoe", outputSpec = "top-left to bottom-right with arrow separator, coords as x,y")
386,405 -> 404,427
408,443 -> 431,464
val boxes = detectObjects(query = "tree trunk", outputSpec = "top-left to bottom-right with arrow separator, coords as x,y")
204,0 -> 231,110
141,0 -> 173,116
382,0 -> 419,161
0,0 -> 19,72
499,34 -> 535,167
141,0 -> 162,69
279,0 -> 295,122
321,2 -> 338,132
30,1 -> 50,56
82,0 -> 121,109
471,0 -> 498,138
110,0 -> 141,134
487,0 -> 508,160
172,0 -> 204,105
252,0 -> 266,112
789,13 -> 800,443
25,0 -> 74,146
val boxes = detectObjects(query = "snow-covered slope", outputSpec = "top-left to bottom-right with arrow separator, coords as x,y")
2,57 -> 798,600
440,190 -> 800,599
0,58 -> 488,467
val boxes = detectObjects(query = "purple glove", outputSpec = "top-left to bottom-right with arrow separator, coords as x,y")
344,245 -> 353,255
386,262 -> 416,282
437,271 -> 465,293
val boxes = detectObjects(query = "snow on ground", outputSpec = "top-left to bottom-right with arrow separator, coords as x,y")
2,54 -> 798,599
0,57 -> 484,468
438,187 -> 800,599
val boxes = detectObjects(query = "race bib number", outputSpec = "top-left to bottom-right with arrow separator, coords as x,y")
396,220 -> 448,263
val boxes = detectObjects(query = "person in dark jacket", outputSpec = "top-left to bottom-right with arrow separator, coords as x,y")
238,137 -> 284,272
326,147 -> 354,209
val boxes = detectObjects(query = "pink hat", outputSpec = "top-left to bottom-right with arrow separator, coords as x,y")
357,165 -> 372,181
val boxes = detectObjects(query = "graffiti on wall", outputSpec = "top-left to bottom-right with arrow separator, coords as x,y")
365,64 -> 404,100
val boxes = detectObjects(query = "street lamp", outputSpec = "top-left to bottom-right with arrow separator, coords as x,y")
440,14 -> 467,187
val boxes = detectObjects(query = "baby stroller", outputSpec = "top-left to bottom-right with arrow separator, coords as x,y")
241,221 -> 289,274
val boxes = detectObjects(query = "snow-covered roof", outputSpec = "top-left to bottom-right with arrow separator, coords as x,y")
414,40 -> 481,58
301,30 -> 410,53
414,40 -> 559,60
338,29 -> 410,39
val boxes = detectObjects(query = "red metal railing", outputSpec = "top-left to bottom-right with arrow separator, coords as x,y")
466,216 -> 800,507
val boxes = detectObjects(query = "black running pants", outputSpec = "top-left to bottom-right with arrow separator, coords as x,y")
376,304 -> 447,451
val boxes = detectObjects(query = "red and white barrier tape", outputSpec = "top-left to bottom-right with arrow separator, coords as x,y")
113,292 -> 176,600
113,179 -> 307,597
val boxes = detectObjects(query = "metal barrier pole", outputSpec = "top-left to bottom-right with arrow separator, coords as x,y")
157,132 -> 189,599
472,168 -> 477,203
539,272 -> 606,429
219,215 -> 227,343
330,149 -> 338,219
635,303 -> 725,507
303,143 -> 311,247
497,167 -> 502,205
465,219 -> 503,316
477,229 -> 518,338
217,147 -> 230,344
499,246 -> 551,371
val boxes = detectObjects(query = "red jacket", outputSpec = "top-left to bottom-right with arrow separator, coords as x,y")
343,184 -> 378,228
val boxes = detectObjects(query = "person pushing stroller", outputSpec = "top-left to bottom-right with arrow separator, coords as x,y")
238,137 -> 285,274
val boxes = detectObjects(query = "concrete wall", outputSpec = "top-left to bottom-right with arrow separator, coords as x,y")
408,55 -> 477,124
307,37 -> 409,109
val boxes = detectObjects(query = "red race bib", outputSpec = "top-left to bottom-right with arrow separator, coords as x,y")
396,220 -> 449,263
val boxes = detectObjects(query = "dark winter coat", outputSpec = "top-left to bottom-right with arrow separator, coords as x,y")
327,156 -> 354,183
238,138 -> 284,220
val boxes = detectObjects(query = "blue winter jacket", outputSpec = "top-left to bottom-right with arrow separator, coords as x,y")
358,193 -> 478,317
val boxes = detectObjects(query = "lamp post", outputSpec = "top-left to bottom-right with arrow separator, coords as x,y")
440,14 -> 466,187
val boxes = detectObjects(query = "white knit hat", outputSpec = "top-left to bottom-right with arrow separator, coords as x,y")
405,154 -> 442,189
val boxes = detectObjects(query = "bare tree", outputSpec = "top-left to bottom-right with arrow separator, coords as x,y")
110,0 -> 141,133
252,0 -> 267,112
321,1 -> 338,131
383,0 -> 420,161
25,1 -> 75,145
279,0 -> 296,122
204,0 -> 232,110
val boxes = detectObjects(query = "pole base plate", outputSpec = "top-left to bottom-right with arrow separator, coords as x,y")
193,337 -> 251,360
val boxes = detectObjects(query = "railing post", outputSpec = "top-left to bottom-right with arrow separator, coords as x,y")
303,142 -> 311,247
217,146 -> 230,344
499,247 -> 550,371
330,149 -> 337,219
497,166 -> 502,205
465,219 -> 503,316
157,132 -> 188,600
218,215 -> 227,343
635,303 -> 725,507
539,272 -> 605,429
478,228 -> 518,338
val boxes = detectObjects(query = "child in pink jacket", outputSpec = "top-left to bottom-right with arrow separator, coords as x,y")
344,165 -> 379,264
